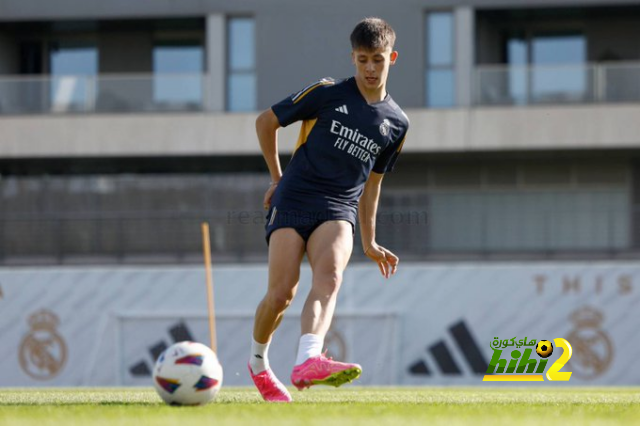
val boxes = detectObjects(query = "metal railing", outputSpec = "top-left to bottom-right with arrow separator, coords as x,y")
475,62 -> 640,106
0,73 -> 208,114
0,208 -> 429,264
0,206 -> 630,265
1,62 -> 639,114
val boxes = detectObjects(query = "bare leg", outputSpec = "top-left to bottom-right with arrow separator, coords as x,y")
253,228 -> 306,343
249,228 -> 305,403
302,220 -> 353,337
289,221 -> 361,391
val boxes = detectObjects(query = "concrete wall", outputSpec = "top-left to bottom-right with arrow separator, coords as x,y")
1,104 -> 640,158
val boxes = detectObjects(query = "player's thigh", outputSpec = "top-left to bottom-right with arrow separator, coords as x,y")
267,227 -> 306,295
306,220 -> 354,287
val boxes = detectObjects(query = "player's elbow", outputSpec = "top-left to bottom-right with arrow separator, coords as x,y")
368,171 -> 385,187
255,108 -> 280,133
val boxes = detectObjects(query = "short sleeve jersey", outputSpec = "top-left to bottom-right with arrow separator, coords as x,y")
271,77 -> 409,214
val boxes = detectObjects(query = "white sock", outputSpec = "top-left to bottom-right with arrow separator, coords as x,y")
295,333 -> 324,366
249,338 -> 270,374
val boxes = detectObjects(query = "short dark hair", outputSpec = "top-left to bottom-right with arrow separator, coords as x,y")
350,17 -> 396,51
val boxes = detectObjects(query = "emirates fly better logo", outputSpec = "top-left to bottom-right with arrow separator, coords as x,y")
483,337 -> 573,382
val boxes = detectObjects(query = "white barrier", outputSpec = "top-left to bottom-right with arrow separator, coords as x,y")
0,262 -> 638,386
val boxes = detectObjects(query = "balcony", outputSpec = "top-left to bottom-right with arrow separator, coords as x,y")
476,62 -> 640,106
1,62 -> 640,115
1,65 -> 640,158
0,73 -> 208,114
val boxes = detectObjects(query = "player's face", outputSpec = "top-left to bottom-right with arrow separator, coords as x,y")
352,47 -> 398,93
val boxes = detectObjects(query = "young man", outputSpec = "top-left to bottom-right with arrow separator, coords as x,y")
249,17 -> 409,402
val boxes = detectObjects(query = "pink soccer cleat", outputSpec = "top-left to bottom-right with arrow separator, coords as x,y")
248,364 -> 292,403
290,353 -> 362,391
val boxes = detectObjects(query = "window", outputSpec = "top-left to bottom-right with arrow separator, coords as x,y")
506,32 -> 587,103
50,43 -> 97,76
532,34 -> 586,102
50,41 -> 97,111
425,12 -> 455,108
153,42 -> 204,107
506,36 -> 527,105
227,17 -> 256,112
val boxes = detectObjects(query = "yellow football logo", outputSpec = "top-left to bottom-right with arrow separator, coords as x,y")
536,340 -> 554,358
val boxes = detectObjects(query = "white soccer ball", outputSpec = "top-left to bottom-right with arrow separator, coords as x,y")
152,341 -> 223,405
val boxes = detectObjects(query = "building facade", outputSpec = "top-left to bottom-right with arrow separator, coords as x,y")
0,0 -> 639,263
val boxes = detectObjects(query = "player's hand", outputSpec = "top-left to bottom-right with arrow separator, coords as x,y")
263,182 -> 279,210
365,243 -> 399,279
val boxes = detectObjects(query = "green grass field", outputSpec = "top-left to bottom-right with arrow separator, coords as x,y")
1,387 -> 639,426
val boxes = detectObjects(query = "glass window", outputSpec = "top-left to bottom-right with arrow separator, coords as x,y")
228,74 -> 256,112
229,19 -> 255,71
502,33 -> 588,104
50,43 -> 97,76
427,69 -> 455,108
153,43 -> 204,106
425,12 -> 455,108
49,42 -> 97,111
532,35 -> 585,65
507,37 -> 527,104
227,17 -> 256,112
531,34 -> 586,102
427,13 -> 453,66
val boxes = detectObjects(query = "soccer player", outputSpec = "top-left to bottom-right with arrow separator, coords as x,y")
248,17 -> 409,402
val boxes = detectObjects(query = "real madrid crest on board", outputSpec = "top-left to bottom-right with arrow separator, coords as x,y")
379,119 -> 391,136
19,309 -> 68,380
566,306 -> 612,380
324,325 -> 347,362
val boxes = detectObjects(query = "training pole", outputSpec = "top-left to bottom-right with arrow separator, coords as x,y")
201,222 -> 217,353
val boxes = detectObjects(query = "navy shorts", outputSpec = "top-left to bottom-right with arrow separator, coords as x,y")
265,205 -> 355,245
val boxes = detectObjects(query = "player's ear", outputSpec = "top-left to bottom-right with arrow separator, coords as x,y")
390,51 -> 398,64
351,50 -> 356,65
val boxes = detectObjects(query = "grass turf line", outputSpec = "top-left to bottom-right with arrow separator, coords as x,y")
0,387 -> 639,426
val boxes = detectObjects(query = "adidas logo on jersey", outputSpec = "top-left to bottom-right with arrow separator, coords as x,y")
335,105 -> 349,115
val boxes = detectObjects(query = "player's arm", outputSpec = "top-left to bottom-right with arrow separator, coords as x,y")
358,171 -> 399,278
256,108 -> 282,209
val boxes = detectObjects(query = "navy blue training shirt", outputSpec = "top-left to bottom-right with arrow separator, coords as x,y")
271,76 -> 409,215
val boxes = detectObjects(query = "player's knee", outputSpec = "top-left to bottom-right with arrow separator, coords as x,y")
266,289 -> 295,312
313,271 -> 343,294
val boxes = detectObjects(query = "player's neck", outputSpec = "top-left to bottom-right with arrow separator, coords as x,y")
354,78 -> 387,104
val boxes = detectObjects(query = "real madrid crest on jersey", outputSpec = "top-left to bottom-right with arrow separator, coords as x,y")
379,119 -> 391,136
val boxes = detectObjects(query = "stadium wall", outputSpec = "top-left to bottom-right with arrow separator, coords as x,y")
0,262 -> 637,387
